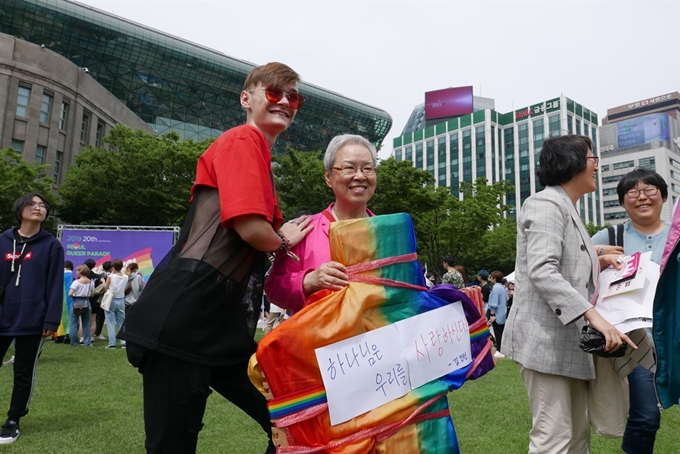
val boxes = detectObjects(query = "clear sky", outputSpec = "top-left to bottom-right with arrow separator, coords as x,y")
76,0 -> 680,158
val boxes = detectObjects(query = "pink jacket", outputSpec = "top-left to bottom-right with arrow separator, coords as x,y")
660,198 -> 680,273
265,205 -> 373,314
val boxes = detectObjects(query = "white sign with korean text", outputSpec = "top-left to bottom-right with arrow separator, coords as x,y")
315,325 -> 410,426
396,302 -> 472,389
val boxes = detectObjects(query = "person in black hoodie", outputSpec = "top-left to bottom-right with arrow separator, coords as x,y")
0,193 -> 64,445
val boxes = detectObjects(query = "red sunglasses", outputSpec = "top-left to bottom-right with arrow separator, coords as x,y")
250,87 -> 305,110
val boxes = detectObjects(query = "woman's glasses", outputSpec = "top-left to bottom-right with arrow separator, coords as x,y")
331,165 -> 376,176
250,87 -> 305,110
626,187 -> 659,199
586,156 -> 599,166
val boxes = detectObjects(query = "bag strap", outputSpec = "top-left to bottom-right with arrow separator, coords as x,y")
607,225 -> 616,246
607,224 -> 625,248
616,223 -> 624,247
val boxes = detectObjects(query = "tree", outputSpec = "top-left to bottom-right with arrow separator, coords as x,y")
458,217 -> 517,276
272,147 -> 334,219
585,221 -> 610,237
0,148 -> 56,232
370,158 -> 435,217
59,125 -> 212,226
447,178 -> 514,261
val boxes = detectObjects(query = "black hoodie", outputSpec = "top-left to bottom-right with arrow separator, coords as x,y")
0,228 -> 64,335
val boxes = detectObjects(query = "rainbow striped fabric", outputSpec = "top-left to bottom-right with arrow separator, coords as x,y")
251,213 -> 495,453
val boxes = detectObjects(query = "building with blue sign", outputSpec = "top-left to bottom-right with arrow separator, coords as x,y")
598,91 -> 680,223
391,95 -> 602,224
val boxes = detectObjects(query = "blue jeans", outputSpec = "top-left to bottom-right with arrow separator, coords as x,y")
70,303 -> 92,346
622,365 -> 661,454
105,297 -> 126,347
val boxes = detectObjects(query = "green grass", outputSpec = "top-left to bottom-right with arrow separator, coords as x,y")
1,335 -> 678,453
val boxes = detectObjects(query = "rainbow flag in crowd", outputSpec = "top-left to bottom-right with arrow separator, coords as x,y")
250,213 -> 494,453
95,247 -> 154,283
56,269 -> 74,337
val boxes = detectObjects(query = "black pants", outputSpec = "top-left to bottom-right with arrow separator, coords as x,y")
493,321 -> 505,353
0,334 -> 44,421
92,303 -> 105,336
130,344 -> 274,454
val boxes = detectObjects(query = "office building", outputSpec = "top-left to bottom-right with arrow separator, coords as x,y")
0,32 -> 151,184
392,95 -> 601,224
0,0 -> 392,154
598,92 -> 680,223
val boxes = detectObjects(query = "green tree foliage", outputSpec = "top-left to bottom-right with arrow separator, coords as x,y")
272,147 -> 334,219
370,158 -> 436,216
458,217 -> 518,276
585,221 -> 610,237
59,125 -> 212,226
0,148 -> 57,232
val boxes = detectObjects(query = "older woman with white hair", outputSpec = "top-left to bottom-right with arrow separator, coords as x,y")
265,134 -> 377,314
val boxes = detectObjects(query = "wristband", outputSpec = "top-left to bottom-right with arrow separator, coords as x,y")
276,231 -> 300,262
598,247 -> 605,256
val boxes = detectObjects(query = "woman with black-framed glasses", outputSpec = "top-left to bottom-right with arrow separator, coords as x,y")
503,134 -> 636,453
592,167 -> 669,454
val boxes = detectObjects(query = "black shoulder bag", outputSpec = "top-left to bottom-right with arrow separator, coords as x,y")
579,223 -> 627,357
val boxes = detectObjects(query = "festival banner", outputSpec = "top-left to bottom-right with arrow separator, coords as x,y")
60,228 -> 175,282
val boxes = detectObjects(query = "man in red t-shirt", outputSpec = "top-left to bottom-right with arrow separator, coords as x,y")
123,62 -> 313,454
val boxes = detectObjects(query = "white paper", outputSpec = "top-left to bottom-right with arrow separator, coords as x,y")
603,251 -> 645,297
395,302 -> 472,389
314,325 -> 410,426
615,317 -> 653,332
596,252 -> 658,326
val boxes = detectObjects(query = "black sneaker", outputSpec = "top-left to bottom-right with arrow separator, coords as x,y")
0,419 -> 19,445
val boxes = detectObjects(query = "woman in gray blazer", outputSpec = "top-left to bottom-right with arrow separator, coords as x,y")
503,134 -> 636,454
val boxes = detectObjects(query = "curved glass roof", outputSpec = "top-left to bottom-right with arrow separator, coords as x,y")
0,0 -> 392,153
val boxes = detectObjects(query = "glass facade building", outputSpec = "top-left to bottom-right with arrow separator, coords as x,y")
597,92 -> 680,224
0,0 -> 392,153
392,95 -> 602,225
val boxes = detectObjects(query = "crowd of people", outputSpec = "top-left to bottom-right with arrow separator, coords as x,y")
0,61 -> 678,454
59,259 -> 144,349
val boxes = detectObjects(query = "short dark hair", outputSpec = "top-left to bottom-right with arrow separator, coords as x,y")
102,261 -> 112,272
442,256 -> 456,267
490,270 -> 504,282
112,259 -> 123,271
616,168 -> 668,205
84,259 -> 96,269
536,135 -> 593,186
243,62 -> 300,91
64,261 -> 74,270
12,192 -> 50,223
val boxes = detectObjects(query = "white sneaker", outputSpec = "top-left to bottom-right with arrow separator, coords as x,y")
494,351 -> 505,359
95,335 -> 106,340
0,419 -> 19,445
3,356 -> 14,366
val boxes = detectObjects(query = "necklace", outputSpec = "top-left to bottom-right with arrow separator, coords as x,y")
332,205 -> 368,222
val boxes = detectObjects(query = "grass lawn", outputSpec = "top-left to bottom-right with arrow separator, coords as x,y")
1,333 -> 678,453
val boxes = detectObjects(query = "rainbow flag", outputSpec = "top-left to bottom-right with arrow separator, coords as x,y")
57,270 -> 74,337
250,213 -> 494,453
95,248 -> 154,283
